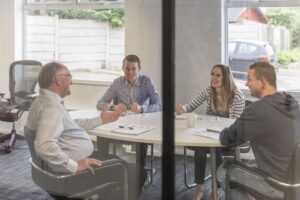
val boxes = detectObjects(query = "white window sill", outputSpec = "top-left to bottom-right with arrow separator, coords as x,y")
72,78 -> 113,86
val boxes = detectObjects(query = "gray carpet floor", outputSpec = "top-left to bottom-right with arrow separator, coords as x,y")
0,138 -> 223,200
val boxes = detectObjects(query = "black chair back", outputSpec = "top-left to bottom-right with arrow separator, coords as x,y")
9,60 -> 42,106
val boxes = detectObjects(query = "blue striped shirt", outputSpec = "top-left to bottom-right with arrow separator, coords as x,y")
97,75 -> 161,113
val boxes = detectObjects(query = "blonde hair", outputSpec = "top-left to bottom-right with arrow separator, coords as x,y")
210,64 -> 237,113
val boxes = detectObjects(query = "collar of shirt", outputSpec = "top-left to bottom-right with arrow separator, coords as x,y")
124,75 -> 141,86
40,88 -> 63,105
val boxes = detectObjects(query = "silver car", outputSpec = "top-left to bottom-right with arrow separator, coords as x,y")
228,39 -> 279,77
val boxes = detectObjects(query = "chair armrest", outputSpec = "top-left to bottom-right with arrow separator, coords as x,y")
29,158 -> 127,179
26,93 -> 39,99
225,159 -> 300,191
29,157 -> 128,200
0,92 -> 5,98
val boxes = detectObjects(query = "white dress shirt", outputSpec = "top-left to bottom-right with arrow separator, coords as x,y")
25,89 -> 101,174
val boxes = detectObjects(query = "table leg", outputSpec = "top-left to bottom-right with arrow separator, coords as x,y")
134,142 -> 142,200
210,147 -> 218,200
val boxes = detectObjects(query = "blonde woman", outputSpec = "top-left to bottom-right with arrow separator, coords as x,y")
176,64 -> 244,200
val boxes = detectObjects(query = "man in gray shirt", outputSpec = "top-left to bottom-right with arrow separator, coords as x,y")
217,62 -> 300,199
25,61 -> 122,175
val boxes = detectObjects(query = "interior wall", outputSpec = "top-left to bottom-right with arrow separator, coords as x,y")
0,0 -> 16,96
125,0 -> 162,97
126,0 -> 224,114
176,0 -> 224,113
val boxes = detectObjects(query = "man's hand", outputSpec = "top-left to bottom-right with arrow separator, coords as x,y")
175,104 -> 184,115
113,103 -> 127,115
130,102 -> 142,113
101,107 -> 121,124
77,158 -> 102,174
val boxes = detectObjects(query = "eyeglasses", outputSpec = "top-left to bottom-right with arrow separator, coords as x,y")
59,74 -> 73,79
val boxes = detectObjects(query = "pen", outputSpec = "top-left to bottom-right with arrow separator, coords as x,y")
119,125 -> 134,130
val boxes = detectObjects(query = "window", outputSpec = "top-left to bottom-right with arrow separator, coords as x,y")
24,0 -> 125,83
238,43 -> 257,54
228,42 -> 237,54
227,2 -> 300,92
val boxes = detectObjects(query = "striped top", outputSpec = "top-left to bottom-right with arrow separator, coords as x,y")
182,86 -> 245,119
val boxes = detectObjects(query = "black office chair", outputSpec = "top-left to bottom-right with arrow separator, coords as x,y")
0,60 -> 42,153
224,140 -> 300,200
24,127 -> 129,200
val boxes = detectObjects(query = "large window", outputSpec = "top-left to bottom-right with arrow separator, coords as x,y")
24,0 -> 125,83
227,1 -> 300,92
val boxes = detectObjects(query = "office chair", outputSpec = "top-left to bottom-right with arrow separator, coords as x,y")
224,140 -> 300,200
0,60 -> 42,153
24,127 -> 129,200
183,99 -> 253,188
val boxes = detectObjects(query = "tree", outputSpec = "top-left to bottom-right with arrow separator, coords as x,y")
31,9 -> 124,28
266,8 -> 300,47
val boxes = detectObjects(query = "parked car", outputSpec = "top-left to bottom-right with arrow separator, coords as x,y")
228,39 -> 279,77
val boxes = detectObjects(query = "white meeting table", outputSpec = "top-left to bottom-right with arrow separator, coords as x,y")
70,110 -> 235,200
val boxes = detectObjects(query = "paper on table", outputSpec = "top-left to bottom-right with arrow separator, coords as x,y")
175,113 -> 220,121
175,113 -> 201,120
206,126 -> 224,133
112,124 -> 154,135
192,128 -> 220,140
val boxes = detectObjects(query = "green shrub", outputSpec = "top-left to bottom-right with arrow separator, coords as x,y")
277,48 -> 300,65
31,9 -> 124,28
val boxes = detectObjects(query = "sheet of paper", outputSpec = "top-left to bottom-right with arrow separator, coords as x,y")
175,113 -> 220,121
111,124 -> 155,135
206,126 -> 224,133
192,128 -> 220,140
175,113 -> 201,120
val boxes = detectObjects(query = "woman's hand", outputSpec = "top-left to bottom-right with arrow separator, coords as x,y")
175,104 -> 184,115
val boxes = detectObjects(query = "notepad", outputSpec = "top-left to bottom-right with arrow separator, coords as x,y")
206,126 -> 224,133
111,124 -> 154,135
192,129 -> 220,140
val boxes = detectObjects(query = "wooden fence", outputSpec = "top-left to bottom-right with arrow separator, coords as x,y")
25,15 -> 125,70
229,19 -> 291,51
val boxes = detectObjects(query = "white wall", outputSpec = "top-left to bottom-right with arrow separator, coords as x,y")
0,0 -> 16,96
125,0 -> 225,114
176,0 -> 224,113
125,0 -> 162,97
